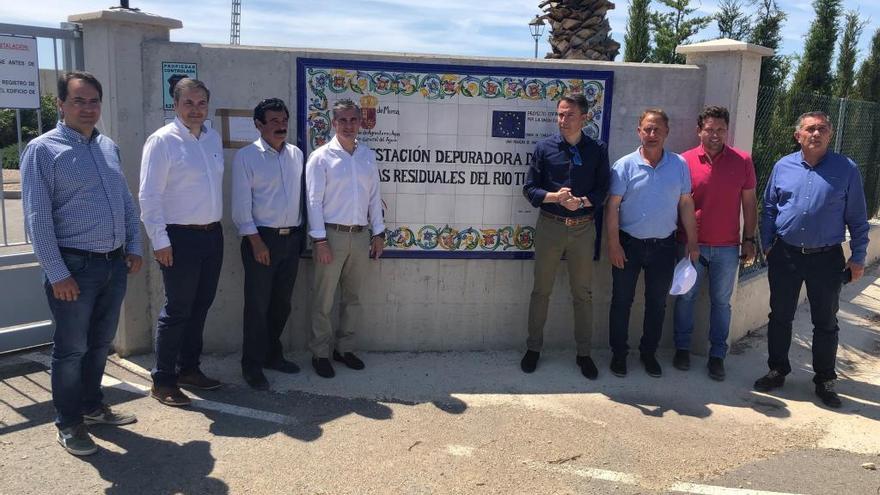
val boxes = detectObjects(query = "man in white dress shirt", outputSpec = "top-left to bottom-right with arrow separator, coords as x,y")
231,98 -> 305,390
139,78 -> 224,406
306,99 -> 385,378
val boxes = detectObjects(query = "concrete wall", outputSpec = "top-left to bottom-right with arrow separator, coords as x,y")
137,41 -> 710,353
71,10 -> 786,356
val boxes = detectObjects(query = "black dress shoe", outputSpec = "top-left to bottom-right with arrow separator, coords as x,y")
815,380 -> 842,408
312,357 -> 335,378
264,358 -> 301,374
242,368 -> 270,391
332,351 -> 365,370
610,354 -> 627,377
640,353 -> 662,377
707,357 -> 725,381
672,349 -> 690,371
754,370 -> 785,392
520,350 -> 539,373
576,355 -> 598,380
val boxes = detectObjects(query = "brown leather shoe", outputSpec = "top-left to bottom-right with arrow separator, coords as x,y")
150,385 -> 191,407
177,370 -> 222,390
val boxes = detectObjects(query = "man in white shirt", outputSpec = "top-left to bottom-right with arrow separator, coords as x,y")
306,99 -> 385,378
139,78 -> 224,406
231,98 -> 305,390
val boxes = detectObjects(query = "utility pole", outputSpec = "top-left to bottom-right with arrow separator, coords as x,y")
230,0 -> 241,45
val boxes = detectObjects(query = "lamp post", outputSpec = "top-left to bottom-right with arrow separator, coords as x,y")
529,15 -> 545,59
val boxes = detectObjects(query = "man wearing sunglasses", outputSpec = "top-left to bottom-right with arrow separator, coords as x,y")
521,94 -> 611,379
672,106 -> 758,381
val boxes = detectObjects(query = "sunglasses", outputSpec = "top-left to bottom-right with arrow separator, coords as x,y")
569,145 -> 582,167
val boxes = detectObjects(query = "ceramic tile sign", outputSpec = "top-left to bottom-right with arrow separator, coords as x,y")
296,58 -> 613,259
0,35 -> 39,109
162,62 -> 197,111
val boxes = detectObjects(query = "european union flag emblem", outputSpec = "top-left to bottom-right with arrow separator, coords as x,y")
491,111 -> 526,139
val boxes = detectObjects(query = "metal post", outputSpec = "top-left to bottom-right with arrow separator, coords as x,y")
0,152 -> 7,246
60,22 -> 84,71
15,110 -> 23,158
534,38 -> 539,59
834,98 -> 846,153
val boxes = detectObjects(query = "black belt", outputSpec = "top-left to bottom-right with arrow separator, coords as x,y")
326,223 -> 366,233
780,240 -> 839,255
168,222 -> 221,231
620,230 -> 674,244
257,226 -> 300,236
540,210 -> 594,227
59,246 -> 124,260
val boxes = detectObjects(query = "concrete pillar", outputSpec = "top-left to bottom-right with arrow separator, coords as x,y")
674,39 -> 774,355
676,39 -> 774,153
67,9 -> 182,356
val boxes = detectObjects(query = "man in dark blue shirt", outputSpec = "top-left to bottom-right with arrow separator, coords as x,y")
521,94 -> 610,379
755,111 -> 870,409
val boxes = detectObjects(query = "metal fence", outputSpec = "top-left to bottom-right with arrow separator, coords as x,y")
741,85 -> 880,277
0,22 -> 82,249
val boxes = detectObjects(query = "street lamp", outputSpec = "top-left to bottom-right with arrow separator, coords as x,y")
529,15 -> 545,59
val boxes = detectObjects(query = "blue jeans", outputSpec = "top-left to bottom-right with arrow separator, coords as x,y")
673,245 -> 739,358
44,252 -> 128,430
609,231 -> 676,356
152,226 -> 223,387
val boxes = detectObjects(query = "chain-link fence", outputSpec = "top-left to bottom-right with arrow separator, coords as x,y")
740,86 -> 880,277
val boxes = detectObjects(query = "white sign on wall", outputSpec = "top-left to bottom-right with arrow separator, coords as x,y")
0,35 -> 39,109
297,58 -> 614,259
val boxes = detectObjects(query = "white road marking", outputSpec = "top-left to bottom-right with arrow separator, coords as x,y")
23,352 -> 299,426
527,460 -> 806,495
445,444 -> 475,457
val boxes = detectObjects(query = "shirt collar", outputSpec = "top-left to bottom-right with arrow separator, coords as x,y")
255,137 -> 286,154
172,116 -> 207,138
554,130 -> 585,147
57,121 -> 100,143
697,143 -> 729,165
797,150 -> 829,168
329,134 -> 358,154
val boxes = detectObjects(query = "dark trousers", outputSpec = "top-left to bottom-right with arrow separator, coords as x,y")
766,242 -> 845,383
240,227 -> 303,371
45,253 -> 127,429
152,226 -> 224,387
609,231 -> 676,356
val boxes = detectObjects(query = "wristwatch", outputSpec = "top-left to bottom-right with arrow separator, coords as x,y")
578,198 -> 586,209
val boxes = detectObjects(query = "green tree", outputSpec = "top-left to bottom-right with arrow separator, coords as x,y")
853,28 -> 880,102
833,11 -> 865,98
790,0 -> 842,95
749,0 -> 788,88
624,0 -> 652,62
715,0 -> 751,41
649,0 -> 713,64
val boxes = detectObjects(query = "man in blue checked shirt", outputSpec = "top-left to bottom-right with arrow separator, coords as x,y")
21,72 -> 143,456
521,94 -> 610,379
754,111 -> 870,409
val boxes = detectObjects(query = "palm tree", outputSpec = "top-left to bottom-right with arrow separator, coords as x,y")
541,0 -> 621,60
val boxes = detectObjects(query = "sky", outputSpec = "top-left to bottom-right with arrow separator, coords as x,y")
4,0 -> 879,68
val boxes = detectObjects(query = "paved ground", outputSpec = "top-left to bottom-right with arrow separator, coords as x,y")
1,264 -> 879,494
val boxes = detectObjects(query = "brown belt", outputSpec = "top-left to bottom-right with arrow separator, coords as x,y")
168,222 -> 221,231
540,210 -> 593,227
258,226 -> 299,236
326,223 -> 366,233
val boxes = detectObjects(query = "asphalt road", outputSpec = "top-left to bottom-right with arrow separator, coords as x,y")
1,265 -> 879,494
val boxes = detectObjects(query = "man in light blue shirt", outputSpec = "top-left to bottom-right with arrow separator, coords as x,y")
231,98 -> 305,390
754,111 -> 870,409
604,108 -> 698,378
22,72 -> 143,456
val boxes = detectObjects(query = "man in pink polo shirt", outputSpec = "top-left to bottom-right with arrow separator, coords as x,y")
673,106 -> 758,380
